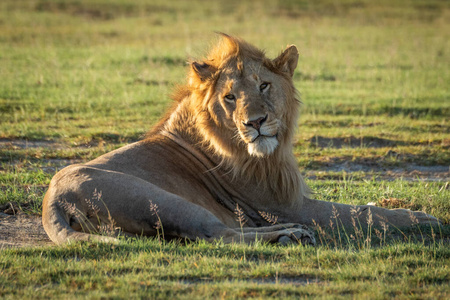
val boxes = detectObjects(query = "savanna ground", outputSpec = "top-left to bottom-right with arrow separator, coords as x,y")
1,0 -> 449,298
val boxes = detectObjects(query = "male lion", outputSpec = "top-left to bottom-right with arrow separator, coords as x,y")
42,34 -> 439,245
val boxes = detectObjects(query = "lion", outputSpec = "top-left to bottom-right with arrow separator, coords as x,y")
42,34 -> 439,245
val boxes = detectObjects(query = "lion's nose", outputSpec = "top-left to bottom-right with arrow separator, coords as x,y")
243,115 -> 267,131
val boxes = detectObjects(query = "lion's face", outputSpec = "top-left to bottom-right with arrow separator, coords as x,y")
188,35 -> 299,159
213,60 -> 288,157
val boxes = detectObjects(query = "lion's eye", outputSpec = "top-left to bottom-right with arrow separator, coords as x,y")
224,94 -> 236,101
260,82 -> 270,91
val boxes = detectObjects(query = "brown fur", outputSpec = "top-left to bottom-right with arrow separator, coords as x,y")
42,35 -> 439,245
168,34 -> 308,203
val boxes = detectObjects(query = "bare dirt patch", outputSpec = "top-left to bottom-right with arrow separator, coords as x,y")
305,162 -> 449,181
0,212 -> 51,249
309,135 -> 403,148
308,135 -> 448,149
0,138 -> 66,150
0,202 -> 51,249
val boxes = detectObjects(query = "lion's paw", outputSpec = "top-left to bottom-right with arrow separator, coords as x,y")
277,226 -> 316,246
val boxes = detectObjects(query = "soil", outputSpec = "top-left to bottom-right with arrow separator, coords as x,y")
0,212 -> 52,249
0,138 -> 66,150
305,163 -> 449,181
308,135 -> 449,149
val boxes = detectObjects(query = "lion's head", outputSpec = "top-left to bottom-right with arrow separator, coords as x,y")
187,34 -> 300,159
163,34 -> 309,202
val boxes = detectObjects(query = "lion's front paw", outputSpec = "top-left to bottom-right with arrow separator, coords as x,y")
277,226 -> 316,246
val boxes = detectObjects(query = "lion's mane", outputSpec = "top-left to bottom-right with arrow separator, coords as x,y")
150,35 -> 310,206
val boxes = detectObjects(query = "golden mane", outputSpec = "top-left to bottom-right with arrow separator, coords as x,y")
156,34 -> 310,205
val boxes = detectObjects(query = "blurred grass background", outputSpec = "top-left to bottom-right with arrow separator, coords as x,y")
1,0 -> 449,216
1,0 -> 449,218
1,0 -> 448,138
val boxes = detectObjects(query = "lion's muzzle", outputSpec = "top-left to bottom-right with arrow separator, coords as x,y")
242,115 -> 268,131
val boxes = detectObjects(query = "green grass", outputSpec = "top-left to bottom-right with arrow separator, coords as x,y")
1,0 -> 449,298
1,239 -> 449,299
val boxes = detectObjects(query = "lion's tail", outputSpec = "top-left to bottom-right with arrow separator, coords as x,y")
42,187 -> 118,245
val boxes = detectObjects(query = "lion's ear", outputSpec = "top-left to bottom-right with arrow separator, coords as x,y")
273,45 -> 299,77
190,61 -> 217,82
